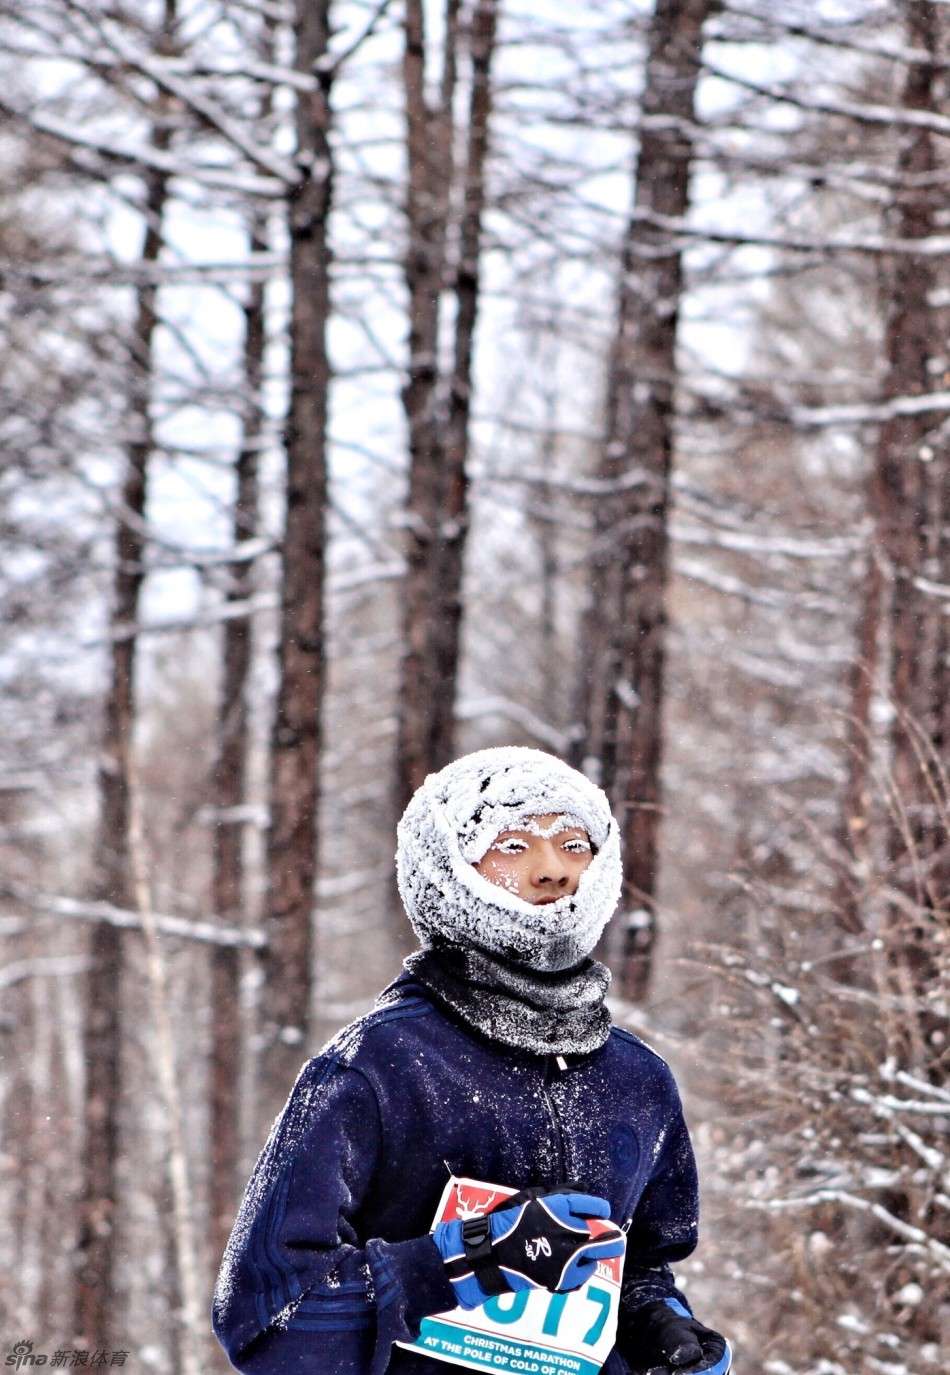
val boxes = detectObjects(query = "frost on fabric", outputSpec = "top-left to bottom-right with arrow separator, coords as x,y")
360,1261 -> 376,1303
213,1062 -> 318,1315
272,1294 -> 304,1330
396,747 -> 623,974
213,1054 -> 375,1326
403,942 -> 612,1055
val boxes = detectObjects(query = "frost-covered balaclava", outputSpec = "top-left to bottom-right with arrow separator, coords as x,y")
396,747 -> 623,973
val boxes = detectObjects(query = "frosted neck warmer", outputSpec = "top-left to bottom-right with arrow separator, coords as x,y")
401,946 -> 613,1056
396,746 -> 623,974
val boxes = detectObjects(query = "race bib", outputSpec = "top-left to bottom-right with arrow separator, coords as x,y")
397,1177 -> 625,1375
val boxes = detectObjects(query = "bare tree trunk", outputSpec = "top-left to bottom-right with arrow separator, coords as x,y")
125,743 -> 205,1375
393,0 -> 499,950
438,0 -> 498,740
76,199 -> 171,1347
209,6 -> 276,1258
867,0 -> 949,990
209,212 -> 266,1260
74,25 -> 175,1332
396,0 -> 462,818
396,0 -> 498,801
572,0 -> 715,1001
259,0 -> 333,1117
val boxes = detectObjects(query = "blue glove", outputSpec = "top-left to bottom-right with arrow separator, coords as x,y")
624,1298 -> 731,1375
434,1184 -> 625,1311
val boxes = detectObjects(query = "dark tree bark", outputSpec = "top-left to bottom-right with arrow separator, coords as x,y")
208,6 -> 277,1259
440,0 -> 498,717
866,2 -> 950,984
259,0 -> 333,1116
396,0 -> 460,817
209,209 -> 267,1260
396,0 -> 499,825
571,0 -> 716,1001
74,10 -> 176,1341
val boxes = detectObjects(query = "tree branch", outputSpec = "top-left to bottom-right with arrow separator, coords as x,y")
2,884 -> 267,949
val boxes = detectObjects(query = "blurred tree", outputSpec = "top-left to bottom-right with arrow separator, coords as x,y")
76,1 -> 178,1345
258,0 -> 334,1115
571,0 -> 718,1001
864,0 -> 950,951
0,124 -> 102,1341
2,1 -> 948,1370
207,0 -> 279,1257
396,0 -> 500,825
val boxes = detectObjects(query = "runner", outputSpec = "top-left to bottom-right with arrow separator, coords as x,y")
212,747 -> 730,1375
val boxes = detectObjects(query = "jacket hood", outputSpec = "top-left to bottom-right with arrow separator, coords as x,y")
396,747 -> 623,973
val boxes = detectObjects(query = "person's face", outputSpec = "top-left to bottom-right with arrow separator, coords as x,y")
472,813 -> 593,904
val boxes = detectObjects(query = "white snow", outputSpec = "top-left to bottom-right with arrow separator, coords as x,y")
395,747 -> 623,974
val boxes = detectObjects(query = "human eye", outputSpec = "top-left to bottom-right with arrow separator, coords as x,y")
562,836 -> 591,855
493,837 -> 529,855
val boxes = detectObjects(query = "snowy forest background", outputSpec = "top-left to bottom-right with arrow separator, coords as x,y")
1,0 -> 948,1372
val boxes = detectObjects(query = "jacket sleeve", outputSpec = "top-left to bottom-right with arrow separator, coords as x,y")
211,1054 -> 456,1375
615,1090 -> 698,1353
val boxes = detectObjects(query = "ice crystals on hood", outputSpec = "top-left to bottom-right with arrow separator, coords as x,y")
396,747 -> 623,973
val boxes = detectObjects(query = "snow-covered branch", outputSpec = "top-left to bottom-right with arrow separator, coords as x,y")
882,1067 -> 950,1105
673,556 -> 842,615
753,1191 -> 950,1273
671,518 -> 861,559
156,55 -> 317,93
712,5 -> 950,72
98,25 -> 298,184
455,697 -> 579,753
78,471 -> 278,568
4,887 -> 267,950
484,466 -> 660,496
331,560 -> 404,592
701,51 -> 950,138
789,391 -> 950,429
101,593 -> 279,646
0,97 -> 287,198
1,253 -> 286,288
628,206 -> 950,260
913,574 -> 950,600
851,1086 -> 950,1118
90,560 -> 404,646
329,0 -> 398,77
0,955 -> 92,991
316,862 -> 394,900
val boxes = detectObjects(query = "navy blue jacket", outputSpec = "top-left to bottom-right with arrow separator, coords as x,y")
212,974 -> 699,1375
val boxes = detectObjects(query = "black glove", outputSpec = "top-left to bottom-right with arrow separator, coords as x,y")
434,1183 -> 625,1310
624,1298 -> 731,1375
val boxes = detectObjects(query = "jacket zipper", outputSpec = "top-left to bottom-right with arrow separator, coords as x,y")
541,1056 -> 567,1180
